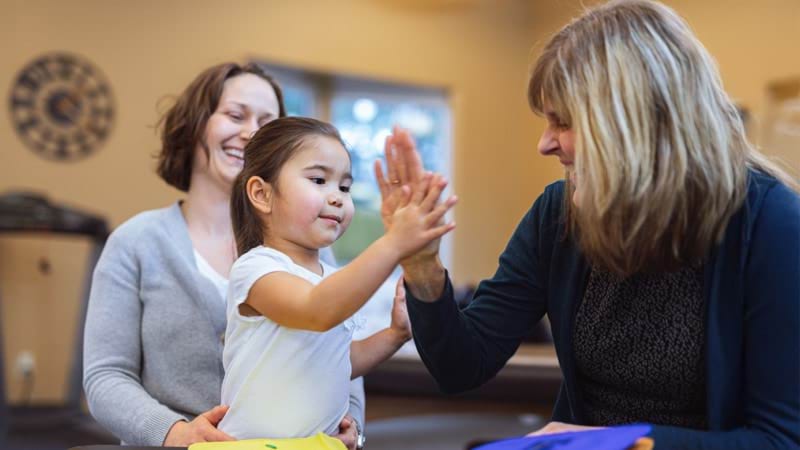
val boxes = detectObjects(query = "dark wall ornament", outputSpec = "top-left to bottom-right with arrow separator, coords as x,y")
9,52 -> 115,162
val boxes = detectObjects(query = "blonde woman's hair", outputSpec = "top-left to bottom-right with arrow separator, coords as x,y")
528,0 -> 798,276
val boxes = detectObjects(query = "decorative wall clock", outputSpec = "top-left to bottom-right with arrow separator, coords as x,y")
8,52 -> 115,162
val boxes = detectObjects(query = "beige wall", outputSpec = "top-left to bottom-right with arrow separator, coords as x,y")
1,0 -> 798,403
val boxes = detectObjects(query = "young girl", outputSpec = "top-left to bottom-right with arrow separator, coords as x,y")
218,117 -> 457,441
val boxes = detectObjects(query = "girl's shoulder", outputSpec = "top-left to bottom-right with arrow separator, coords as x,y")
232,246 -> 293,273
231,246 -> 324,281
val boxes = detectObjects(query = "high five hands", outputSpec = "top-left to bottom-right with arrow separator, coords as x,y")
375,127 -> 457,265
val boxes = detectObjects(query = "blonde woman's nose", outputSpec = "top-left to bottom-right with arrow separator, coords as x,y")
538,129 -> 559,156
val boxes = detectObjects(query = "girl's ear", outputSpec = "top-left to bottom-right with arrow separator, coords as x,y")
246,176 -> 273,214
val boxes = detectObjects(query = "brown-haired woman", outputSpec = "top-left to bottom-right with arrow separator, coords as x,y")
377,1 -> 799,449
82,63 -> 365,448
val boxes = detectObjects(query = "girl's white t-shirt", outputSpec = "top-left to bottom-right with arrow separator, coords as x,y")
218,246 -> 360,439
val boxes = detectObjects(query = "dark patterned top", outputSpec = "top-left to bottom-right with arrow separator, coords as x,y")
573,266 -> 708,429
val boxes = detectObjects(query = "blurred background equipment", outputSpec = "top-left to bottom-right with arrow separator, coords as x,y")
0,192 -> 115,449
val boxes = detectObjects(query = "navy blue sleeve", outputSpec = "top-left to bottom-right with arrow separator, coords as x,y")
407,190 -> 554,394
650,183 -> 800,450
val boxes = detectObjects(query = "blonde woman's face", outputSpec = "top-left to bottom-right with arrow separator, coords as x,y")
538,109 -> 578,205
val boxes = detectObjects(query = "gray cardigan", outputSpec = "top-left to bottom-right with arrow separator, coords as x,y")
83,202 -> 365,445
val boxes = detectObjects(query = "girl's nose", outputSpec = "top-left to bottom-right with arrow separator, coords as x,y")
328,192 -> 343,207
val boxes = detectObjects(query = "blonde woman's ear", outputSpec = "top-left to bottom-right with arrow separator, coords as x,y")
246,176 -> 273,214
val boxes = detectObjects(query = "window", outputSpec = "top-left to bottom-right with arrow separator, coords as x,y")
258,62 -> 452,342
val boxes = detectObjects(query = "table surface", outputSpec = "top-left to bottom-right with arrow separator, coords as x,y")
70,346 -> 562,450
366,343 -> 561,402
390,342 -> 558,366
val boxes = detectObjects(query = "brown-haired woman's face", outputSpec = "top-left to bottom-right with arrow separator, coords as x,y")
194,73 -> 281,192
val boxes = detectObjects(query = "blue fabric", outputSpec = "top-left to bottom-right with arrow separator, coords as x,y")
407,171 -> 800,450
474,424 -> 651,450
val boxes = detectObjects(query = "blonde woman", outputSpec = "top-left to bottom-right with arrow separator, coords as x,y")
376,1 -> 799,449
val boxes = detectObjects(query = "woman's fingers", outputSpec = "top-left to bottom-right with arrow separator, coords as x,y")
391,132 -> 410,186
202,425 -> 235,442
197,405 -> 234,442
200,405 -> 228,425
392,127 -> 424,185
334,415 -> 357,450
374,159 -> 390,200
385,135 -> 400,187
527,421 -> 600,437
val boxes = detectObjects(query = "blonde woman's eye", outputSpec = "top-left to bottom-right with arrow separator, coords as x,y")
227,112 -> 243,120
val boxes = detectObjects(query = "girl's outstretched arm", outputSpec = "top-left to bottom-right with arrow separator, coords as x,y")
245,180 -> 456,332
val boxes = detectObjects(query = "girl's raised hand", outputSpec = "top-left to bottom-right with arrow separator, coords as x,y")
389,276 -> 412,343
375,127 -> 428,230
384,171 -> 457,260
376,127 -> 455,264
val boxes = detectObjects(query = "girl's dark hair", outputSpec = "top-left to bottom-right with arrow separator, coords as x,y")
156,62 -> 287,192
231,117 -> 347,256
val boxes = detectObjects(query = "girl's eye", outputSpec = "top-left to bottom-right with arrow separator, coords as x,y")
227,112 -> 243,120
310,177 -> 325,185
340,185 -> 351,193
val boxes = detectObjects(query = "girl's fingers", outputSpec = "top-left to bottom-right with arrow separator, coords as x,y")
410,172 -> 432,205
425,221 -> 457,241
395,275 -> 406,298
424,195 -> 458,227
398,185 -> 413,207
420,174 -> 449,212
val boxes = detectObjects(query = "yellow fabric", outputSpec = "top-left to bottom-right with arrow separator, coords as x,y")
188,433 -> 347,450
